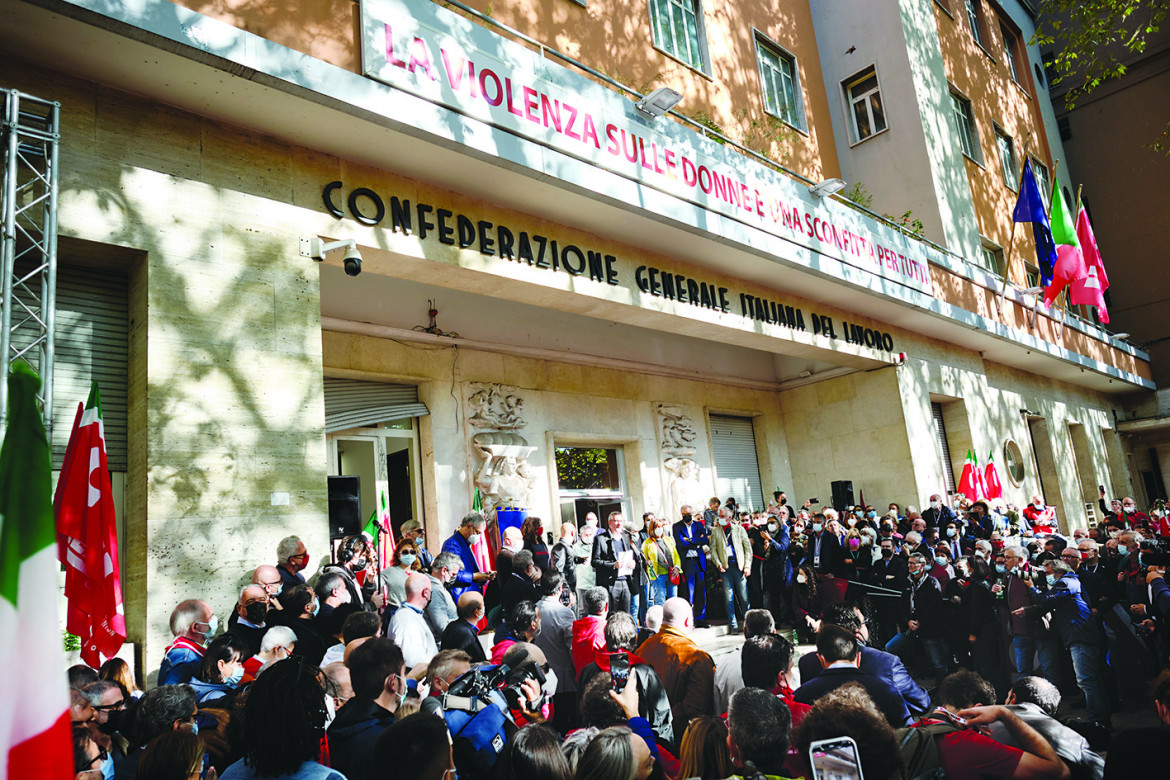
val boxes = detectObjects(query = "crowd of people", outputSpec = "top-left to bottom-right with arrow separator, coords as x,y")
67,490 -> 1170,779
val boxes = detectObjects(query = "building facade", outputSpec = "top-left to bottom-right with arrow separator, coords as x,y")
0,0 -> 1152,678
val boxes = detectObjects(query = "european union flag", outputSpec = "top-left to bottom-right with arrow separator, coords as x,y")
1012,159 -> 1057,287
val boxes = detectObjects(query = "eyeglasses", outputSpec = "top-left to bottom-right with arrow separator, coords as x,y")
262,579 -> 282,589
83,746 -> 109,768
94,700 -> 125,712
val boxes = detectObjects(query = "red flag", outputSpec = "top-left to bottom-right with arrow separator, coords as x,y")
984,451 -> 1003,500
1070,207 -> 1110,323
53,383 -> 125,668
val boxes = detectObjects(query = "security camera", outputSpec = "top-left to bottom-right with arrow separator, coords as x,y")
299,237 -> 362,277
343,246 -> 362,277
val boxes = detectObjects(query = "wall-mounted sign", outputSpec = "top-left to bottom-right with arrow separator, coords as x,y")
323,181 -> 897,354
360,0 -> 938,294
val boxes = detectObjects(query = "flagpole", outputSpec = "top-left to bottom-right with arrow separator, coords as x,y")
998,137 -> 1032,317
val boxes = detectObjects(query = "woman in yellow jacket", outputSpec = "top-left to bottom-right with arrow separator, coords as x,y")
642,515 -> 682,607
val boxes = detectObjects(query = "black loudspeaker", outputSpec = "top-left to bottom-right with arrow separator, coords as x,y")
830,480 -> 854,512
328,475 -> 362,539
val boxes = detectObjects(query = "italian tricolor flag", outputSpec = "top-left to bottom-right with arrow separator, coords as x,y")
1,362 -> 74,780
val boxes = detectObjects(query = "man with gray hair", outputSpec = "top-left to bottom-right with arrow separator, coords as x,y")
635,596 -> 714,743
158,599 -> 216,686
424,550 -> 462,640
276,534 -> 309,594
114,684 -> 198,779
440,511 -> 495,599
244,624 -> 296,677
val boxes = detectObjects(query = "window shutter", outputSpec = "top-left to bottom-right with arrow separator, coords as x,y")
931,402 -> 956,493
324,379 -> 429,433
709,413 -> 765,510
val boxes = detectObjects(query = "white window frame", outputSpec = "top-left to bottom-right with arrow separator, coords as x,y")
950,88 -> 980,163
1000,22 -> 1022,84
844,66 -> 888,144
648,0 -> 709,74
965,0 -> 985,47
995,127 -> 1017,190
753,32 -> 804,130
1031,156 -> 1052,211
979,238 -> 1005,277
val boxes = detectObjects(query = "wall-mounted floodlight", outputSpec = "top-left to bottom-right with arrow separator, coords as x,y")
1112,332 -> 1131,340
300,237 -> 363,277
1021,286 -> 1044,296
635,87 -> 683,120
807,178 -> 846,198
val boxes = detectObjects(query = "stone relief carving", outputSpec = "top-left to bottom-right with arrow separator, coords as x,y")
657,405 -> 704,521
664,456 -> 704,524
467,383 -> 536,512
658,405 -> 698,458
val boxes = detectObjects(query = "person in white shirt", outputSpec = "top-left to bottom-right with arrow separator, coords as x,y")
389,573 -> 439,670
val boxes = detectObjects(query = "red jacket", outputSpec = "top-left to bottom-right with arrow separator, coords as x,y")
572,615 -> 607,673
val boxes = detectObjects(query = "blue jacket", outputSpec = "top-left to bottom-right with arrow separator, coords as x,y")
441,531 -> 482,599
794,665 -> 913,727
673,519 -> 709,572
798,644 -> 930,715
157,645 -> 202,686
327,698 -> 395,780
1032,572 -> 1098,646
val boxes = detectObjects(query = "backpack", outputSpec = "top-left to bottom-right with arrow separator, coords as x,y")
893,721 -> 960,780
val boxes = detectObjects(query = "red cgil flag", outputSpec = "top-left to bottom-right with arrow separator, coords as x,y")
53,383 -> 126,668
984,450 -> 1003,500
1070,207 -> 1110,324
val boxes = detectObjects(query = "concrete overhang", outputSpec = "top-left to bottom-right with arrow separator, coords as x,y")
0,0 -> 1153,394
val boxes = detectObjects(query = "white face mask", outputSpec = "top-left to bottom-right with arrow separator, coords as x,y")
767,523 -> 779,533
505,541 -> 523,553
796,574 -> 807,584
467,532 -> 482,546
930,501 -> 941,510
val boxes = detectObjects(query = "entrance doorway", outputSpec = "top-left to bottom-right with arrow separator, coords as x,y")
327,420 -> 423,540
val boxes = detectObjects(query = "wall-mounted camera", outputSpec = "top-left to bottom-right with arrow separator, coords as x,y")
299,236 -> 363,277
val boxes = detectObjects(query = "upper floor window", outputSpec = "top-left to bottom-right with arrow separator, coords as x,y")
964,0 -> 985,48
950,89 -> 980,162
1000,22 -> 1023,84
995,128 -> 1017,190
980,240 -> 1005,276
1031,156 -> 1052,210
649,0 -> 707,72
755,36 -> 801,128
845,67 -> 887,142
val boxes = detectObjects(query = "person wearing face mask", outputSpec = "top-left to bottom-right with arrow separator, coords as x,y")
323,535 -> 384,612
441,512 -> 496,600
159,599 -> 218,686
805,512 -> 846,583
501,525 -> 526,555
389,572 -> 439,669
642,517 -> 682,607
550,522 -> 579,605
280,584 -> 330,666
885,553 -> 948,681
379,540 -> 424,613
241,624 -> 296,678
276,535 -> 310,595
673,504 -> 710,622
1022,495 -> 1056,534
929,543 -> 955,589
708,507 -> 752,631
921,493 -> 959,531
190,634 -> 249,705
328,638 -> 410,780
868,538 -> 909,647
792,563 -> 823,643
423,551 -> 462,640
759,510 -> 793,626
224,584 -> 271,658
573,522 -> 599,614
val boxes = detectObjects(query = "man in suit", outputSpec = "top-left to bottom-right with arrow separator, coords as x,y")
797,602 -> 929,716
921,493 -> 960,530
794,624 -> 912,727
440,591 -> 487,663
591,511 -> 642,614
673,505 -> 709,619
869,537 -> 909,646
805,513 -> 844,577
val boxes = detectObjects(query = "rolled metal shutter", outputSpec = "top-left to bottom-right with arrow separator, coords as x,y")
324,378 -> 429,433
709,413 -> 765,510
931,402 -> 956,493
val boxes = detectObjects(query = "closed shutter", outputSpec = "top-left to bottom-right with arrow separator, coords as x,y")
931,402 -> 956,493
709,413 -> 765,510
10,263 -> 129,470
324,379 -> 429,433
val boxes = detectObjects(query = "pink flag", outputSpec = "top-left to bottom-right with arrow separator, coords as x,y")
1070,208 -> 1110,323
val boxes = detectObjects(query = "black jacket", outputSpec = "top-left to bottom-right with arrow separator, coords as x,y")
794,665 -> 912,727
591,529 -> 642,589
327,698 -> 396,780
441,618 -> 488,663
903,572 -> 945,638
805,531 -> 845,577
578,661 -> 675,748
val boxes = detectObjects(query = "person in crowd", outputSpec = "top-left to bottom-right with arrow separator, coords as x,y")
799,602 -> 929,715
577,610 -> 674,747
328,638 -> 408,780
389,572 -> 439,670
399,519 -> 433,570
792,685 -> 904,780
322,611 -> 380,668
923,493 -> 961,530
313,571 -> 352,625
159,599 -> 217,686
791,562 -> 822,643
592,511 -> 642,615
869,536 -> 909,646
1022,558 -> 1110,731
501,524 -> 525,554
251,564 -> 286,610
708,506 -> 752,631
574,521 -> 599,613
114,684 -> 198,780
440,591 -> 487,663
642,515 -> 681,608
533,571 -> 577,733
502,549 -> 542,617
1024,496 -> 1056,531
794,623 -> 912,727
673,504 -> 709,622
713,608 -> 774,715
322,661 -> 354,722
83,679 -> 129,752
965,557 -> 1008,699
225,585 -> 269,658
931,543 -> 956,589
675,717 -> 732,780
423,649 -> 472,697
997,545 -> 1058,683
190,634 -> 248,705
133,730 -> 206,780
522,515 -> 551,573
550,522 -> 578,603
323,536 -> 383,611
373,711 -> 456,780
493,723 -> 572,780
1104,669 -> 1170,777
740,632 -> 809,726
636,597 -> 714,744
885,552 -> 948,681
99,658 -> 141,701
70,688 -> 95,725
218,656 -> 344,779
759,507 -> 793,626
726,687 -> 795,780
278,585 -> 329,666
423,550 -> 462,640
997,676 -> 1104,780
492,600 -> 541,664
379,539 -> 423,612
440,512 -> 494,599
805,512 -> 845,580
276,535 -> 310,593
484,548 -> 512,625
574,724 -> 657,780
74,722 -> 105,780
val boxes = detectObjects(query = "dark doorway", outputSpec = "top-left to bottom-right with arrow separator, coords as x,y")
387,449 -> 412,539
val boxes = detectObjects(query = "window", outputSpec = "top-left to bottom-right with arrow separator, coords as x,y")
964,0 -> 985,47
950,90 -> 979,161
845,67 -> 887,142
995,128 -> 1017,190
931,402 -> 957,494
1004,440 -> 1025,484
1031,157 -> 1051,210
1025,263 -> 1040,290
1000,22 -> 1022,84
755,37 -> 800,127
980,240 -> 1005,276
649,0 -> 707,72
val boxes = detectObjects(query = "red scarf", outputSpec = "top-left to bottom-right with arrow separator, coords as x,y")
164,636 -> 206,657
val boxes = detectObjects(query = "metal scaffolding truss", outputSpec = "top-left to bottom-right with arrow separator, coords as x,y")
0,89 -> 59,435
